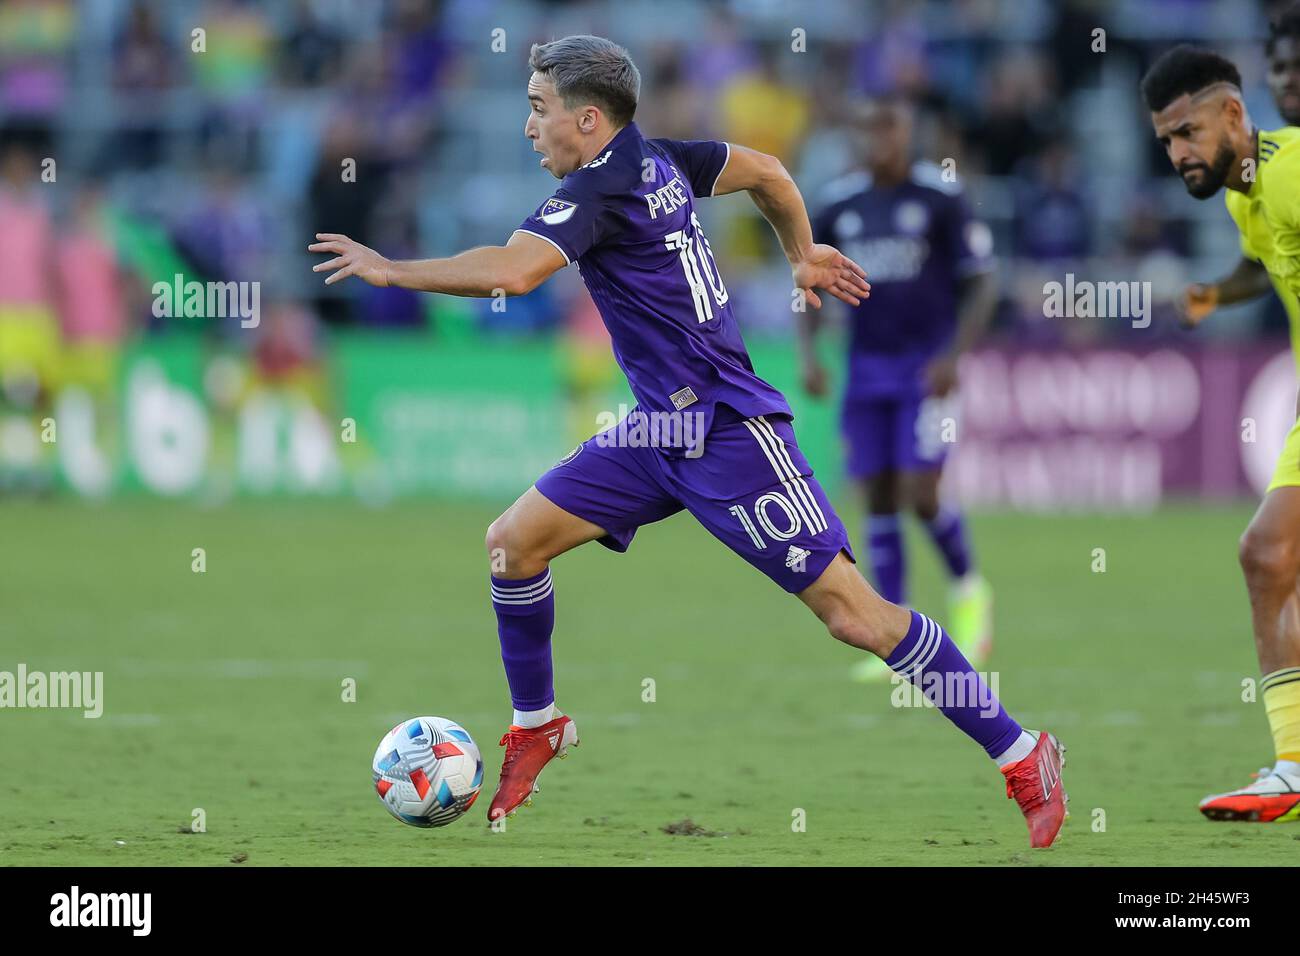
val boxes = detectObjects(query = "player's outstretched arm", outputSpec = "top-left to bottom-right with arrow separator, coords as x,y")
1179,257 -> 1271,328
309,231 -> 567,297
713,144 -> 871,310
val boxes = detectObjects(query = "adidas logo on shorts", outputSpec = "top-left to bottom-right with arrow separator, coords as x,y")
785,545 -> 810,571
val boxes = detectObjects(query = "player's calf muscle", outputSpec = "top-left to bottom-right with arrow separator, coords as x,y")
1238,529 -> 1298,590
485,486 -> 604,578
800,554 -> 907,657
1239,493 -> 1300,594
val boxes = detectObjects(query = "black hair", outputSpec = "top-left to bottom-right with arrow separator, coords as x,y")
1268,1 -> 1300,56
1140,44 -> 1242,112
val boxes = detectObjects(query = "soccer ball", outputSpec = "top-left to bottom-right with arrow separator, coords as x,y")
372,716 -> 484,827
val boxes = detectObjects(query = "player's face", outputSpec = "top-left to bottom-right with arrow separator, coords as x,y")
1151,93 -> 1236,199
862,103 -> 912,173
524,72 -> 583,180
1268,36 -> 1300,125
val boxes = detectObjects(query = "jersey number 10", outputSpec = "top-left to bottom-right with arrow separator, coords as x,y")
664,212 -> 729,323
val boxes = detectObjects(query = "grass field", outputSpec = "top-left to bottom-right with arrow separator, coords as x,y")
2,496 -> 1297,866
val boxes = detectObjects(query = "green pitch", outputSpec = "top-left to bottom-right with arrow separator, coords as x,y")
1,497 -> 1294,866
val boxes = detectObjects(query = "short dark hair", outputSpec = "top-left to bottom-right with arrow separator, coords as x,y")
1268,1 -> 1300,56
528,35 -> 640,127
1141,45 -> 1242,111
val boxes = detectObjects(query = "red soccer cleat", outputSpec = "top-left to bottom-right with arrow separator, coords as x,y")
487,714 -> 579,822
1001,731 -> 1068,848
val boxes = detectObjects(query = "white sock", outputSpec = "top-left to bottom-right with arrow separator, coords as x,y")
1273,759 -> 1300,778
994,729 -> 1039,768
512,703 -> 559,729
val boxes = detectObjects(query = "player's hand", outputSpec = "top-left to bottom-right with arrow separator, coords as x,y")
792,243 -> 871,309
925,355 -> 959,397
1177,282 -> 1218,329
309,233 -> 392,286
801,359 -> 830,398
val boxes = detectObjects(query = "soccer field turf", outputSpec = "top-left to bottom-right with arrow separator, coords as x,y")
2,497 -> 1295,866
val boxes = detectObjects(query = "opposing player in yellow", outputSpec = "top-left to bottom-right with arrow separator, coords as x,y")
1144,45 -> 1300,821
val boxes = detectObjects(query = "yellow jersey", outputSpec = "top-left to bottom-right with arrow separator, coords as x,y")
1224,126 -> 1300,369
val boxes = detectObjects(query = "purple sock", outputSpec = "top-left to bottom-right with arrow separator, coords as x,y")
886,610 -> 1021,759
924,507 -> 972,579
491,568 -> 555,711
867,513 -> 905,604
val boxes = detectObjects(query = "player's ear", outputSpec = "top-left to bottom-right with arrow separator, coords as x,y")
578,106 -> 600,133
1222,92 -> 1245,125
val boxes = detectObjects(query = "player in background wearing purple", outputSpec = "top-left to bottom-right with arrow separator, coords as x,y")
310,36 -> 1066,847
802,97 -> 999,683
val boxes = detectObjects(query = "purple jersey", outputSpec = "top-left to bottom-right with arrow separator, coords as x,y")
516,122 -> 790,453
812,164 -> 994,398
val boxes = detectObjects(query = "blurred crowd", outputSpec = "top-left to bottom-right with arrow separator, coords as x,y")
1,0 -> 1297,412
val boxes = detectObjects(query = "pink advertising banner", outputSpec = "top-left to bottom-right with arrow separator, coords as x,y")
945,344 -> 1297,509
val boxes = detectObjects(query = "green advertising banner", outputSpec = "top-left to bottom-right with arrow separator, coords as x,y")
22,334 -> 841,502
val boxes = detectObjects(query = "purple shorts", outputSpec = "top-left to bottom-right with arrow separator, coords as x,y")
840,392 -> 958,479
535,407 -> 853,594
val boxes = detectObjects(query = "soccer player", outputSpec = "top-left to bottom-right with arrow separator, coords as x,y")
1143,45 -> 1300,822
312,35 -> 1067,846
1178,7 -> 1300,329
801,97 -> 998,683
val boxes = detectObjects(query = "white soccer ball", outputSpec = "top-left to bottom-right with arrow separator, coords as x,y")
372,716 -> 483,827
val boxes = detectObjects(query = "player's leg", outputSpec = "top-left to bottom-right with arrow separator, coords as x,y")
484,431 -> 682,821
485,484 -> 607,725
1200,480 -> 1300,821
849,470 -> 904,682
798,552 -> 1066,846
1238,487 -> 1300,675
681,412 -> 1066,846
842,397 -> 905,603
902,392 -> 968,581
903,467 -> 992,668
865,470 -> 905,602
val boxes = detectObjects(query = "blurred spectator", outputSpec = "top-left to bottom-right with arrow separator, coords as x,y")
192,0 -> 272,100
0,140 -> 59,406
113,1 -> 177,91
852,0 -> 929,96
278,0 -> 344,88
976,48 -> 1057,176
110,1 -> 179,169
0,0 -> 73,117
56,185 -> 129,397
173,165 -> 270,287
636,44 -> 704,141
1011,136 -> 1091,262
718,42 -> 810,166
